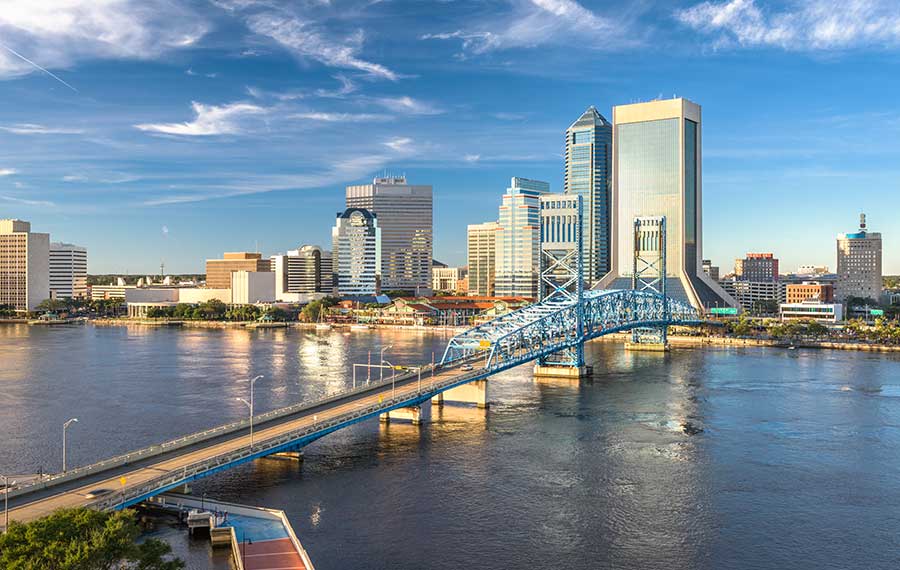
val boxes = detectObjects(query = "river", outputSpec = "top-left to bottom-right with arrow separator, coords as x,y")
1,323 -> 899,569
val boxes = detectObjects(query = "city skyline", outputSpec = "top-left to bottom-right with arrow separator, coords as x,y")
1,0 -> 899,274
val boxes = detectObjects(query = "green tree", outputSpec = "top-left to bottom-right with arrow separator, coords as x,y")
36,298 -> 71,313
0,508 -> 183,570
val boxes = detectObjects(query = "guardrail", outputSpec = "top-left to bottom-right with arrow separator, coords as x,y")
88,367 -> 487,512
6,359 -> 459,502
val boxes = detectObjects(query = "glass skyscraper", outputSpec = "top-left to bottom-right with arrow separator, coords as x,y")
564,106 -> 612,285
598,98 -> 736,311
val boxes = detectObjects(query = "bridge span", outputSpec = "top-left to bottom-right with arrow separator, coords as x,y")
3,288 -> 700,527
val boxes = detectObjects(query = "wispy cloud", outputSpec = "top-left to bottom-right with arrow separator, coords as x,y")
247,12 -> 399,80
1,195 -> 55,207
290,112 -> 391,122
0,168 -> 18,176
0,0 -> 208,78
62,174 -> 88,182
0,123 -> 85,135
373,96 -> 442,115
383,136 -> 414,152
422,0 -> 632,55
676,0 -> 900,50
134,101 -> 266,136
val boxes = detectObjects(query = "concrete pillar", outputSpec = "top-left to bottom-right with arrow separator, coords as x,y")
436,379 -> 489,408
380,406 -> 423,425
270,451 -> 304,462
533,364 -> 593,378
624,341 -> 669,352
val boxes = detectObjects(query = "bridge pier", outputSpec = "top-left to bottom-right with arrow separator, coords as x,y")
533,364 -> 593,378
380,405 -> 424,425
432,379 -> 489,408
624,341 -> 669,352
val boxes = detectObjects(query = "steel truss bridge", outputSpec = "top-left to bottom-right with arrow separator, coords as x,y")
3,288 -> 701,526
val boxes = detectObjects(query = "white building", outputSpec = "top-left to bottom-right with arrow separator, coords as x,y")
467,221 -> 499,297
231,270 -> 275,304
346,176 -> 432,294
496,177 -> 548,299
0,219 -> 49,311
540,193 -> 582,298
780,301 -> 844,323
836,213 -> 882,303
332,208 -> 381,296
432,265 -> 468,293
49,242 -> 88,299
271,245 -> 333,301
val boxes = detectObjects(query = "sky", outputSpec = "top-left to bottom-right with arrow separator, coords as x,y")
0,0 -> 898,275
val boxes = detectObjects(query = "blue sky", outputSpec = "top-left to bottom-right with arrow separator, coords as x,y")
0,0 -> 898,274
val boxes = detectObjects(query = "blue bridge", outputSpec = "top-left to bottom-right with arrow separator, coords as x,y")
4,288 -> 701,526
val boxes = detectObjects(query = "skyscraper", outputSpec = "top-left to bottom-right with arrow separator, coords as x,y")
836,213 -> 882,303
0,219 -> 49,311
495,177 -> 548,299
565,106 -> 612,285
49,242 -> 88,299
346,176 -> 432,294
332,208 -> 381,296
598,98 -> 737,311
467,221 -> 499,297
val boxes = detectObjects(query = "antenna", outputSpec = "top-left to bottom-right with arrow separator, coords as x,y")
160,260 -> 165,277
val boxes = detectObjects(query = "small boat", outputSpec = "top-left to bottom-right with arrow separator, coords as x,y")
787,345 -> 797,350
315,323 -> 332,330
350,323 -> 373,331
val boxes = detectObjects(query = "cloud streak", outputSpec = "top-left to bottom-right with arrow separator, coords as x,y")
0,123 -> 85,135
676,0 -> 900,50
134,101 -> 266,136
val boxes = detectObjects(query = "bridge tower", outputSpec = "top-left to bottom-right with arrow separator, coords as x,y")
533,195 -> 591,378
626,216 -> 670,351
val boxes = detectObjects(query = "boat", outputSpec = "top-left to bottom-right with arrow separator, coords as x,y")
350,323 -> 374,331
315,306 -> 331,330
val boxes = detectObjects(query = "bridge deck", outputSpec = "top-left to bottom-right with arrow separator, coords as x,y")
4,361 -> 480,527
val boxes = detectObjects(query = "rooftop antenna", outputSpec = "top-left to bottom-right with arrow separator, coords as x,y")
159,260 -> 165,277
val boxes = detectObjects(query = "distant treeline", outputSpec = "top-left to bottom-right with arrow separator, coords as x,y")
87,274 -> 205,286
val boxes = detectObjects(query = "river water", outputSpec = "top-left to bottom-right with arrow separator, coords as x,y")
1,323 -> 899,569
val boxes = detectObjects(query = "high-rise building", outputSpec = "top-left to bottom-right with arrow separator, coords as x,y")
49,242 -> 88,299
702,259 -> 720,281
836,213 -> 882,302
540,193 -> 581,298
467,221 -> 499,297
735,253 -> 779,282
0,219 -> 50,312
496,177 -> 548,299
565,106 -> 612,285
271,245 -> 333,299
332,208 -> 381,296
206,252 -> 271,289
598,98 -> 737,311
346,176 -> 432,294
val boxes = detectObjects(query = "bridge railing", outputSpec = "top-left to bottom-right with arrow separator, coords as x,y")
5,357 -> 480,501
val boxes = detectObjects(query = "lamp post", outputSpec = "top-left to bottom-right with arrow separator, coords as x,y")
379,345 -> 392,382
382,359 -> 397,399
3,474 -> 16,533
236,375 -> 263,450
63,418 -> 78,473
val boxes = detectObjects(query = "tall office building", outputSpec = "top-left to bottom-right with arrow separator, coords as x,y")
495,177 -> 548,299
206,252 -> 271,289
735,253 -> 779,282
540,193 -> 581,298
0,219 -> 49,311
467,221 -> 499,297
346,176 -> 432,294
332,208 -> 381,296
271,245 -> 333,298
565,107 -> 612,285
836,213 -> 882,302
597,98 -> 737,311
49,242 -> 88,299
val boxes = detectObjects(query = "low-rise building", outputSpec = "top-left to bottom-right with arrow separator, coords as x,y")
786,282 -> 834,304
49,242 -> 88,299
780,301 -> 844,323
432,265 -> 468,294
718,279 -> 786,314
206,252 -> 271,289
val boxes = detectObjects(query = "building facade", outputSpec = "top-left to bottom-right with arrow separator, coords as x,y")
0,219 -> 50,311
718,279 -> 786,314
271,245 -> 333,299
206,252 -> 271,289
332,208 -> 381,296
49,242 -> 88,299
564,106 -> 612,285
346,176 -> 432,294
735,253 -> 779,281
467,221 -> 499,297
780,301 -> 843,323
597,98 -> 737,311
702,259 -> 720,281
432,266 -> 468,294
495,177 -> 548,299
786,282 -> 834,304
540,193 -> 581,298
836,213 -> 882,303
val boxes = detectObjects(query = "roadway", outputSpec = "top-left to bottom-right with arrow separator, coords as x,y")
3,359 -> 481,527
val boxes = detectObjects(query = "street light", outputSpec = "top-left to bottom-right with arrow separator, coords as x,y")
63,418 -> 78,473
379,345 -> 393,382
383,359 -> 397,398
236,375 -> 263,450
3,474 -> 16,533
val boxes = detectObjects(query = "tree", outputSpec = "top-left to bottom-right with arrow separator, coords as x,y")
36,298 -> 71,313
0,507 -> 183,570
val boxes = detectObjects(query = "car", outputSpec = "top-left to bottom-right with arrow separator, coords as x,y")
461,364 -> 474,371
84,488 -> 114,499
